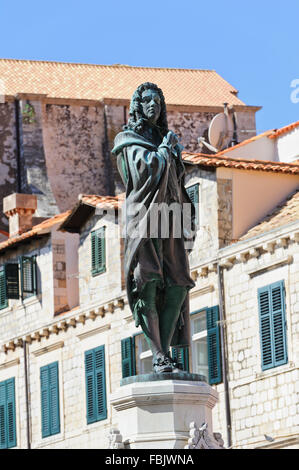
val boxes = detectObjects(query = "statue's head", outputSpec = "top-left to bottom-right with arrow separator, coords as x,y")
125,82 -> 168,136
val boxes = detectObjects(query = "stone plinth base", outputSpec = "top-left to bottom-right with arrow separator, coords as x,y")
110,375 -> 219,449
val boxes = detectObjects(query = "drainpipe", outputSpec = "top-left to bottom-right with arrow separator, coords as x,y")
23,340 -> 31,449
14,98 -> 22,193
217,262 -> 232,448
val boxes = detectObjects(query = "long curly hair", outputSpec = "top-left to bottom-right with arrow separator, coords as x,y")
124,82 -> 168,137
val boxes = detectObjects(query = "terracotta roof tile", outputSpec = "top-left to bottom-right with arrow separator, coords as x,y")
182,152 -> 299,174
80,193 -> 125,209
0,211 -> 71,253
240,191 -> 299,240
269,120 -> 299,139
0,58 -> 247,107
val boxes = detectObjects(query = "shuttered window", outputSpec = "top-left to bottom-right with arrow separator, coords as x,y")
0,264 -> 20,308
258,281 -> 288,371
186,183 -> 199,225
20,256 -> 37,298
191,306 -> 222,385
121,337 -> 136,378
40,362 -> 60,438
0,377 -> 17,448
171,346 -> 190,372
0,266 -> 8,310
207,306 -> 222,384
91,228 -> 106,276
85,346 -> 107,424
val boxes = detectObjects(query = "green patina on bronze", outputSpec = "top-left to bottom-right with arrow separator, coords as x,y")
112,83 -> 196,374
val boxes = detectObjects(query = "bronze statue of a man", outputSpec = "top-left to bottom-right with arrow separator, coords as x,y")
112,82 -> 196,374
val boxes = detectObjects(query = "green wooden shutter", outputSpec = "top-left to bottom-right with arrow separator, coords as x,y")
207,306 -> 222,384
85,346 -> 107,424
5,264 -> 19,300
258,281 -> 287,370
121,337 -> 135,378
48,363 -> 60,435
6,378 -> 16,448
20,256 -> 37,297
91,228 -> 106,276
0,267 -> 8,310
0,378 -> 16,449
0,381 -> 5,448
94,347 -> 107,421
85,350 -> 96,424
40,362 -> 60,438
172,347 -> 190,372
186,184 -> 199,225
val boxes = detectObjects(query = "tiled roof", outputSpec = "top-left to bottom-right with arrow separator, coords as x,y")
80,193 -> 125,209
182,152 -> 299,174
0,58 -> 247,107
59,194 -> 125,232
269,120 -> 299,139
0,211 -> 71,253
240,191 -> 299,240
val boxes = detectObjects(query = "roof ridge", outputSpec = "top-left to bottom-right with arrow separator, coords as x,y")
183,151 -> 299,167
269,119 -> 299,139
0,58 -> 216,73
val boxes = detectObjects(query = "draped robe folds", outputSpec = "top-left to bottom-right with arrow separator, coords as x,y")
112,130 -> 196,347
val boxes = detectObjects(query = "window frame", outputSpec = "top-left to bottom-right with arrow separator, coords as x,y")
40,361 -> 60,439
91,227 -> 106,277
0,377 -> 17,449
84,345 -> 107,424
258,280 -> 288,371
186,182 -> 200,227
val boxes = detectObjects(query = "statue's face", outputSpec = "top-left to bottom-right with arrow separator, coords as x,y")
141,89 -> 161,124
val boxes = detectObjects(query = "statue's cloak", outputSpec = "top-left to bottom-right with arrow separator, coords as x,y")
112,130 -> 196,347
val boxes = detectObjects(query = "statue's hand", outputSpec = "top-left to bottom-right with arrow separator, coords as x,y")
165,131 -> 179,149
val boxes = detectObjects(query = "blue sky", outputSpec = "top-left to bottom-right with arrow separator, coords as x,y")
1,0 -> 299,133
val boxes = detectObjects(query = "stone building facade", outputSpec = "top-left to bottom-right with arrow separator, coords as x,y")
0,154 -> 298,449
0,59 -> 260,230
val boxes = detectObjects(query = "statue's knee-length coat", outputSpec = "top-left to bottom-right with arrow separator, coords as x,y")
112,130 -> 196,347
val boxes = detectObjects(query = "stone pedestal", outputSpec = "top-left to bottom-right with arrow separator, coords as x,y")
110,373 -> 219,449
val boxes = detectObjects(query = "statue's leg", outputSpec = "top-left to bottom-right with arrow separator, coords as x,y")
159,285 -> 187,354
137,280 -> 163,358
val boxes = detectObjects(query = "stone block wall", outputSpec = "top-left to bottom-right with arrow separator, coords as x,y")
0,236 -> 54,341
212,234 -> 299,448
184,166 -> 219,267
0,102 -> 17,230
43,103 -> 109,212
78,212 -> 123,309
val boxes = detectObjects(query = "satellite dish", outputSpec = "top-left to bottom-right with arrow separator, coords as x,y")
208,111 -> 234,151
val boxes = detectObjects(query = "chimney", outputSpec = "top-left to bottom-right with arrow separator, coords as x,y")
3,193 -> 37,237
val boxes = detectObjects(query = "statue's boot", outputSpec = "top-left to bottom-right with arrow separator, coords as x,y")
159,285 -> 188,361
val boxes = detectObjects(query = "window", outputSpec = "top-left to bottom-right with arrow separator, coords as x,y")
40,362 -> 60,438
0,377 -> 17,448
91,227 -> 106,276
191,306 -> 222,384
0,266 -> 8,310
135,334 -> 153,375
171,346 -> 189,372
20,256 -> 37,299
85,346 -> 107,424
121,334 -> 152,377
258,280 -> 288,371
121,337 -> 136,378
0,256 -> 37,309
186,183 -> 199,226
